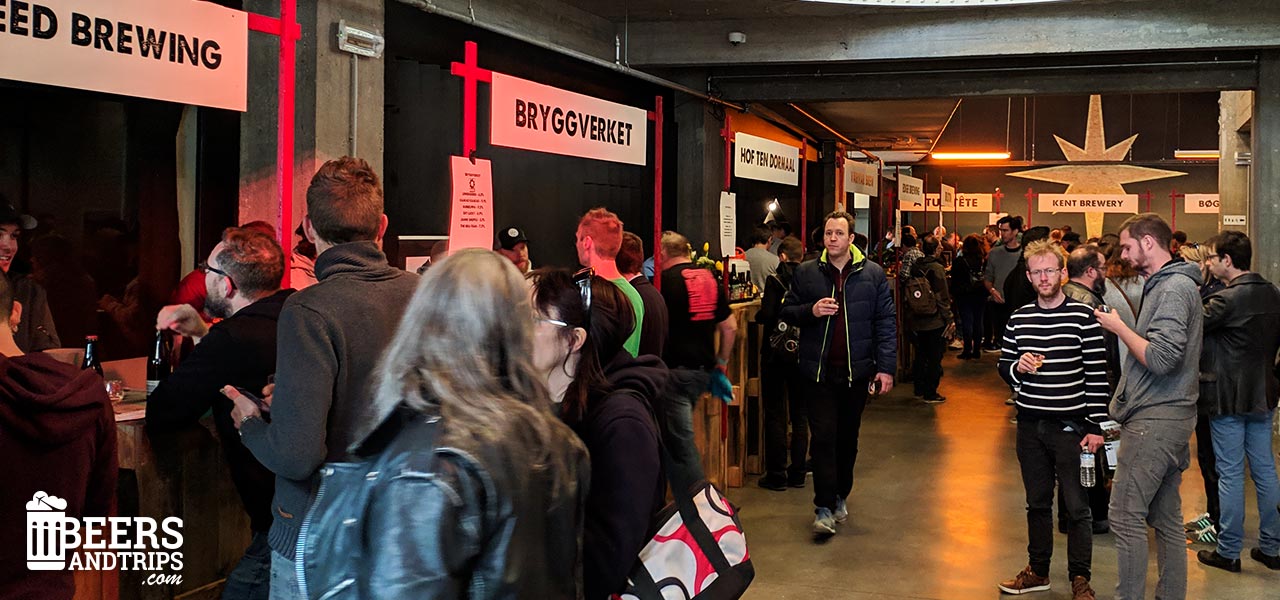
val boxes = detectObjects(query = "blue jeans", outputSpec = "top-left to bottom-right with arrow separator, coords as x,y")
662,368 -> 710,495
1210,411 -> 1280,559
270,551 -> 303,600
955,295 -> 985,353
222,532 -> 271,600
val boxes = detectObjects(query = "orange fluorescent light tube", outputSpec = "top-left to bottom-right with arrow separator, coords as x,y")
930,152 -> 1011,160
1173,150 -> 1220,160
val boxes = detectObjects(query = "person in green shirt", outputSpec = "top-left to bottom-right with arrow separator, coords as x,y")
575,208 -> 644,357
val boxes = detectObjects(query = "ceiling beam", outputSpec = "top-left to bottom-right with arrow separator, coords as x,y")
623,0 -> 1280,67
711,59 -> 1259,102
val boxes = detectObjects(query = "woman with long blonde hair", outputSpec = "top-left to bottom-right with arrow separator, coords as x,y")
300,248 -> 590,600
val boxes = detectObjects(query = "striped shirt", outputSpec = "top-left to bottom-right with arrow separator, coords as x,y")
998,297 -> 1110,432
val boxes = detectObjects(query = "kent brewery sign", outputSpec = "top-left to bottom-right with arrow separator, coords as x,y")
489,72 -> 649,166
0,0 -> 248,111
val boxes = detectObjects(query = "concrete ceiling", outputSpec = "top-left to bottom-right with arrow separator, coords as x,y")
770,98 -> 960,152
558,0 -> 1134,22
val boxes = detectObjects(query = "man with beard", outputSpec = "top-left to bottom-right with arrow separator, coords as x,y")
997,239 -> 1108,600
0,200 -> 59,351
1092,213 -> 1203,600
145,227 -> 293,600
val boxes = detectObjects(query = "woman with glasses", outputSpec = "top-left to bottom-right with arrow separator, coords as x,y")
299,249 -> 589,599
528,268 -> 668,600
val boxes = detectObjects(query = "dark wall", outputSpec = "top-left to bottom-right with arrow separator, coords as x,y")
384,6 -> 676,269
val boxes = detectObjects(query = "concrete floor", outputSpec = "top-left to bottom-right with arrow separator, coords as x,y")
738,350 -> 1279,599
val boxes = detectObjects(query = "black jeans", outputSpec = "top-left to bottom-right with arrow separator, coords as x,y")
956,295 -> 985,355
911,327 -> 946,397
1017,418 -> 1093,581
762,358 -> 807,478
1195,413 -> 1221,525
985,300 -> 1011,347
805,368 -> 869,511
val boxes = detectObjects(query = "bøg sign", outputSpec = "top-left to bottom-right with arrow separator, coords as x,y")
0,0 -> 248,111
490,72 -> 648,166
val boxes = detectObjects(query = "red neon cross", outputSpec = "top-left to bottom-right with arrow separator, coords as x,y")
1140,190 -> 1154,212
450,41 -> 493,158
1170,188 -> 1184,230
1024,188 -> 1037,226
992,187 -> 1004,212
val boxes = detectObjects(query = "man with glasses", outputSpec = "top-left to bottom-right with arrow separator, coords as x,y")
146,227 -> 293,600
996,239 -> 1109,600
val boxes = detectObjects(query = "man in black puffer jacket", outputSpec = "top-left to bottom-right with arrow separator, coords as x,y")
780,211 -> 896,537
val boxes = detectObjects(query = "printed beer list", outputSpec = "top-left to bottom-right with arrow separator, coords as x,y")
448,156 -> 495,251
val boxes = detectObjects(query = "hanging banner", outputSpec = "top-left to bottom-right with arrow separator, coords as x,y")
898,174 -> 925,209
719,191 -> 737,257
490,72 -> 648,166
844,161 -> 879,197
989,212 -> 1009,225
1039,194 -> 1139,213
734,132 -> 800,186
852,193 -> 870,210
1185,194 -> 1220,214
0,0 -> 248,111
918,192 -> 994,213
448,156 -> 494,251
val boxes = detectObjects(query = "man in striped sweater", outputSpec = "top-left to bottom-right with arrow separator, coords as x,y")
996,240 -> 1109,600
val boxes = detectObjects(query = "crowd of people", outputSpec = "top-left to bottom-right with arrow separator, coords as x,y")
2,152 -> 1278,600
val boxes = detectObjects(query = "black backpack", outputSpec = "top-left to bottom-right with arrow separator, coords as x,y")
904,265 -> 938,316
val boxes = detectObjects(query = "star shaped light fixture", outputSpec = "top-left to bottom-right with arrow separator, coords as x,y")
1008,95 -> 1186,236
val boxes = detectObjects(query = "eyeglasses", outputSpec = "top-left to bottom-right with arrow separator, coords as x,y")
1028,267 -> 1062,279
206,264 -> 237,290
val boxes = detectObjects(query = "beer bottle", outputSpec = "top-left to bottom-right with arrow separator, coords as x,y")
81,336 -> 103,377
146,330 -> 170,395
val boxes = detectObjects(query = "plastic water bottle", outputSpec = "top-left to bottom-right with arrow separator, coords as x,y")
1080,450 -> 1096,488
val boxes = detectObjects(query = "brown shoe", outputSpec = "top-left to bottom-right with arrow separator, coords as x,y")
997,566 -> 1050,594
1071,576 -> 1096,600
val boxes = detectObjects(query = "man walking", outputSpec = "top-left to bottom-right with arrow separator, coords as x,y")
1093,213 -> 1202,600
781,211 -> 896,537
1192,230 -> 1280,573
996,240 -> 1108,600
146,227 -> 293,600
578,208 -> 645,357
228,157 -> 420,599
657,231 -> 736,494
984,215 -> 1023,353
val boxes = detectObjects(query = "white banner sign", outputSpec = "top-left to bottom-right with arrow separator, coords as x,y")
844,161 -> 879,196
448,157 -> 494,251
490,72 -> 648,166
917,192 -> 994,213
940,184 -> 956,211
1039,194 -> 1139,214
1185,194 -> 1220,214
719,191 -> 737,257
734,133 -> 800,186
0,0 -> 248,111
898,174 -> 924,209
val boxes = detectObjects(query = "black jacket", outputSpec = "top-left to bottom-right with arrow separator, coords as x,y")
571,353 -> 668,600
906,256 -> 953,332
145,289 -> 294,533
12,274 -> 59,352
300,404 -> 590,600
1062,281 -> 1122,394
629,275 -> 669,358
779,245 -> 897,383
949,254 -> 988,300
239,242 -> 420,560
1198,272 -> 1280,417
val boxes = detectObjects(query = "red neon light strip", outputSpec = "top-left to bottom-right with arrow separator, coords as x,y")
248,13 -> 302,39
799,141 -> 807,254
450,41 -> 493,158
277,0 -> 297,287
651,97 -> 664,291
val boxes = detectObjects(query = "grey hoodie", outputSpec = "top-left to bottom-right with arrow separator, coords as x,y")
1109,259 -> 1203,423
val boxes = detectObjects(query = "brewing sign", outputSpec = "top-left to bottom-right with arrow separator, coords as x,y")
0,0 -> 248,111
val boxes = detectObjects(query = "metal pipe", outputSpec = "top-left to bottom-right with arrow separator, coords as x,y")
708,59 -> 1259,82
350,53 -> 359,156
787,103 -> 854,146
927,99 -> 962,156
402,0 -> 746,112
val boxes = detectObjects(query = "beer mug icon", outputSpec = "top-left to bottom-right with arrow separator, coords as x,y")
26,492 -> 71,570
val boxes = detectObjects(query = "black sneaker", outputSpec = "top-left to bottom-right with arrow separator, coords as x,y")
1092,519 -> 1110,535
1250,548 -> 1280,570
787,472 -> 806,488
757,474 -> 788,491
921,394 -> 946,404
1197,550 -> 1241,572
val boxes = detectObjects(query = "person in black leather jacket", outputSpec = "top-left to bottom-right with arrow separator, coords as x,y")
529,268 -> 668,600
297,249 -> 590,600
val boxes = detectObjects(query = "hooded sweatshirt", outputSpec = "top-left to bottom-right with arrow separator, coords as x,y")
572,353 -> 669,600
1109,259 -> 1204,424
0,353 -> 117,600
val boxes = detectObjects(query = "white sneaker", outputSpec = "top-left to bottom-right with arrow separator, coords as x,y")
834,498 -> 849,524
949,339 -> 964,350
813,508 -> 837,536
1005,395 -> 1017,405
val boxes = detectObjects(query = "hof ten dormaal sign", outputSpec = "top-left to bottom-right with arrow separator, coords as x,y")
0,0 -> 248,111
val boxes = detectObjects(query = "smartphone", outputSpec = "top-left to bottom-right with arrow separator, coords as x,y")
234,386 -> 271,415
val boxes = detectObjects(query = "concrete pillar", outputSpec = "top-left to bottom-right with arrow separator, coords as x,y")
674,89 -> 725,246
1254,51 -> 1280,282
1218,91 -> 1252,232
240,0 -> 385,229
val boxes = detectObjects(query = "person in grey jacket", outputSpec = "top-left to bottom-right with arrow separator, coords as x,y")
1093,214 -> 1203,600
227,158 -> 419,599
